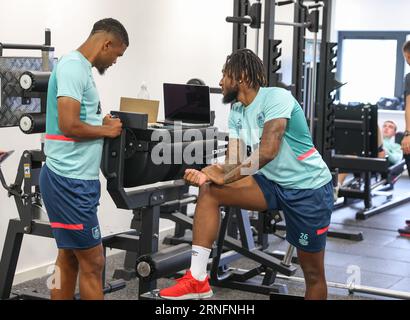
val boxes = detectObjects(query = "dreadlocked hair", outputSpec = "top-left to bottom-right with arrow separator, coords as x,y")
223,49 -> 267,88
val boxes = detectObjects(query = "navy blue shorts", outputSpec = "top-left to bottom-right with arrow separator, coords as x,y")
253,174 -> 333,253
39,164 -> 102,250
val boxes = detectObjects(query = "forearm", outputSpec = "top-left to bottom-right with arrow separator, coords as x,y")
223,149 -> 274,184
388,146 -> 404,164
218,163 -> 241,174
405,96 -> 410,130
208,119 -> 285,185
62,120 -> 109,140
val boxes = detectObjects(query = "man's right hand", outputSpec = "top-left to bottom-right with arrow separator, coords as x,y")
402,135 -> 410,154
184,169 -> 209,187
103,114 -> 123,138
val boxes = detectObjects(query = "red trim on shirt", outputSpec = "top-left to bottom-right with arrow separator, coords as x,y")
297,147 -> 317,161
45,134 -> 76,142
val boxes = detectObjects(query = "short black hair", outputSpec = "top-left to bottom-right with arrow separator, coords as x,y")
223,49 -> 267,89
91,18 -> 129,46
403,40 -> 410,53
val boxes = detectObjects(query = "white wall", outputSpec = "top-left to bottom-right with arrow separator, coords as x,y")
332,0 -> 410,131
333,0 -> 410,35
0,0 -> 233,282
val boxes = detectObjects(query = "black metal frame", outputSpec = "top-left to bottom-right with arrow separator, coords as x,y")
332,156 -> 410,220
291,3 -> 307,104
314,0 -> 335,164
232,0 -> 248,51
312,8 -> 410,225
0,30 -> 54,127
330,104 -> 410,220
0,29 -> 53,57
209,207 -> 301,298
263,0 -> 282,87
0,150 -> 127,299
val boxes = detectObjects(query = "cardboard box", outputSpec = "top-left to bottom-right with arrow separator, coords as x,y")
119,97 -> 159,124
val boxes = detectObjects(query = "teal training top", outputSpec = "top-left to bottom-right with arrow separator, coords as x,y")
383,137 -> 403,165
45,50 -> 103,180
228,87 -> 331,189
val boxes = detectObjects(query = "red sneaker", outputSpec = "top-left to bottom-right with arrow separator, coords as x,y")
399,225 -> 410,238
159,270 -> 213,300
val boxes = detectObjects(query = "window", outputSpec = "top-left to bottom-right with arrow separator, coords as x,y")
337,31 -> 409,110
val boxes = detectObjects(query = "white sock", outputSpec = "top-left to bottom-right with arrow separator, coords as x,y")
190,245 -> 211,281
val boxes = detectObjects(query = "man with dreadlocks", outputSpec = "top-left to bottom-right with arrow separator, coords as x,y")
159,49 -> 333,300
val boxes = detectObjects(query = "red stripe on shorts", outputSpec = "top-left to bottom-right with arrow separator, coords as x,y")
316,226 -> 329,235
50,222 -> 84,230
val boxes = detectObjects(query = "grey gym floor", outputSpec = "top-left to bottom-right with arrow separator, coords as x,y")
13,177 -> 410,300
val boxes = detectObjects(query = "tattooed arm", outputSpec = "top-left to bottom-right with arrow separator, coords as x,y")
202,119 -> 287,185
223,118 -> 287,184
200,138 -> 242,184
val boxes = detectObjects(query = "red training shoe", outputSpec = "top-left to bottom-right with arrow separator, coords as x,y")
399,225 -> 410,238
159,270 -> 213,300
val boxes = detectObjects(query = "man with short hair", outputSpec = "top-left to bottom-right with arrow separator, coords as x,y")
383,120 -> 398,139
39,18 -> 128,300
159,49 -> 333,300
381,120 -> 402,165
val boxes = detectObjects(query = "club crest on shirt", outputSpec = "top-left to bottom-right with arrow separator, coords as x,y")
257,112 -> 265,128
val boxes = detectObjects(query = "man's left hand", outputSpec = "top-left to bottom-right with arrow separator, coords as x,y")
184,169 -> 209,187
402,135 -> 410,154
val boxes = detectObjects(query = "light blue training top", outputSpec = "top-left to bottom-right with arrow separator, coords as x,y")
228,87 -> 331,189
45,50 -> 103,180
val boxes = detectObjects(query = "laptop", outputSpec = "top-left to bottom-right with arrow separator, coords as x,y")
158,83 -> 211,128
120,97 -> 160,125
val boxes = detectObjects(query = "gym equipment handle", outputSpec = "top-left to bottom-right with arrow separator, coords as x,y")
19,113 -> 46,134
226,16 -> 253,25
276,0 -> 295,6
0,44 -> 54,52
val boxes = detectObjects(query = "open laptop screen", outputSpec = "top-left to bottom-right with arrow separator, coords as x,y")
163,83 -> 210,124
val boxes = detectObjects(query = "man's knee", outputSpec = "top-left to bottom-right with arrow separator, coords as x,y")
198,183 -> 220,202
300,264 -> 325,285
57,250 -> 78,269
76,249 -> 105,275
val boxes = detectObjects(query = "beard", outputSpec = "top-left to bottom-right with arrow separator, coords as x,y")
96,66 -> 107,75
222,85 -> 239,104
